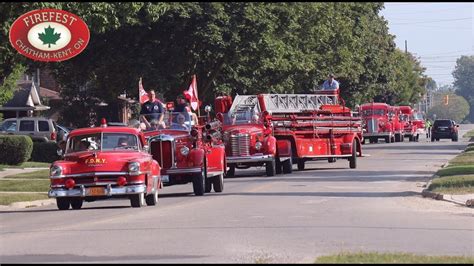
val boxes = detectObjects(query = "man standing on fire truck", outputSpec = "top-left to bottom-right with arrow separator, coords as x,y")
140,89 -> 165,129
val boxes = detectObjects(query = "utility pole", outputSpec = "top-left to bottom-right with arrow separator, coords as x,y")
405,40 -> 407,54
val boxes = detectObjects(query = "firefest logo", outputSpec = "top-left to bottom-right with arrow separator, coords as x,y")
9,9 -> 90,62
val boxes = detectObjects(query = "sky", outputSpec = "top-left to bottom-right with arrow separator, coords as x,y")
380,2 -> 473,88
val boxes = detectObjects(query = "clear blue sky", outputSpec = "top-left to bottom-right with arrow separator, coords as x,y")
380,2 -> 473,88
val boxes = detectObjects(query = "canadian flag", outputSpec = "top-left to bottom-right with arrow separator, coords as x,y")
184,75 -> 199,111
138,77 -> 148,104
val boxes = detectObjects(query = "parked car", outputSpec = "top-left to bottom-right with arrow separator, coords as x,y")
56,124 -> 71,142
0,117 -> 58,142
431,119 -> 459,142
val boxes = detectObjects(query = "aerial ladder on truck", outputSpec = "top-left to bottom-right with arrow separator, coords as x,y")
254,92 -> 363,173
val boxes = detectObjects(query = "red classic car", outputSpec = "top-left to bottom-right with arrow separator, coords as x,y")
49,121 -> 162,210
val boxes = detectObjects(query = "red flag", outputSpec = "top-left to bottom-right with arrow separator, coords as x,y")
139,77 -> 148,104
184,75 -> 199,111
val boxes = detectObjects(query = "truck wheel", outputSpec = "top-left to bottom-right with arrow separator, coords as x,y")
192,172 -> 205,196
401,135 -> 405,142
297,159 -> 305,171
275,158 -> 283,174
56,198 -> 70,210
415,134 -> 419,142
373,138 -> 378,144
391,136 -> 395,143
282,157 -> 293,174
395,134 -> 401,142
431,136 -> 435,142
409,135 -> 413,142
213,174 -> 224,193
70,198 -> 83,210
145,190 -> 158,206
349,140 -> 357,169
205,177 -> 212,193
227,165 -> 235,178
266,159 -> 276,176
328,157 -> 336,163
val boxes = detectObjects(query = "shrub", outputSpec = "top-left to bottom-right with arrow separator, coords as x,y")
0,135 -> 33,165
30,142 -> 60,163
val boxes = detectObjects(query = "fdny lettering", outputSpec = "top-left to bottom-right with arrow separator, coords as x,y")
85,158 -> 106,164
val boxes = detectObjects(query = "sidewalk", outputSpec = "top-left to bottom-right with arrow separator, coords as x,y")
0,167 -> 49,179
442,193 -> 474,207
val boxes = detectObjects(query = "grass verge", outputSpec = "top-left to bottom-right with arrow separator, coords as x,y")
0,193 -> 50,206
428,175 -> 474,195
447,151 -> 474,166
2,169 -> 50,179
314,252 -> 474,263
0,162 -> 50,171
0,179 -> 50,192
436,165 -> 474,177
462,129 -> 474,138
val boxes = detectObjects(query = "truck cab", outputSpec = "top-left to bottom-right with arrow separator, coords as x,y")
360,103 -> 395,144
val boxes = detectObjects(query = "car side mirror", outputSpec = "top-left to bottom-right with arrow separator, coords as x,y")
143,145 -> 150,153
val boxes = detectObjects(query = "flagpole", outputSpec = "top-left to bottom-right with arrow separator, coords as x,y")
195,75 -> 200,117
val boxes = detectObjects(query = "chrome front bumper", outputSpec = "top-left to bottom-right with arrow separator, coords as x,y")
227,155 -> 274,164
48,184 -> 146,198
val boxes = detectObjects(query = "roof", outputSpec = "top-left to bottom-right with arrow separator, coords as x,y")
360,103 -> 390,109
0,81 -> 50,111
39,87 -> 61,100
69,126 -> 141,137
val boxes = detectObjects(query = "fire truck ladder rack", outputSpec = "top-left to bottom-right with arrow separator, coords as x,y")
229,95 -> 261,114
259,93 -> 339,114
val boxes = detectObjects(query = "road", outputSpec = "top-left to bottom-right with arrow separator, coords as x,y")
1,125 -> 473,263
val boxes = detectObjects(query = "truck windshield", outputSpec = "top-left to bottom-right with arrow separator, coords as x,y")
140,112 -> 192,132
361,109 -> 385,117
412,113 -> 423,120
66,133 -> 139,153
223,111 -> 260,125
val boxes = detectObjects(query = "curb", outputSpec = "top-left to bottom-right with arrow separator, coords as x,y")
421,175 -> 474,208
3,199 -> 55,209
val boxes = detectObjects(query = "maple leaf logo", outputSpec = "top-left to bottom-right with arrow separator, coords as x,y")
38,25 -> 61,48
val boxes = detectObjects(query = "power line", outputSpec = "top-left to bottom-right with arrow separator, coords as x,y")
391,17 -> 472,25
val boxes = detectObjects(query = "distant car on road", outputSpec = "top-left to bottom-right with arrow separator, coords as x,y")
431,119 -> 458,142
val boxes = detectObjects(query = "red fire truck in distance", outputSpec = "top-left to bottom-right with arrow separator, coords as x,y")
214,95 -> 277,177
360,102 -> 396,144
49,121 -> 162,210
398,105 -> 420,141
142,110 -> 226,196
257,91 -> 363,172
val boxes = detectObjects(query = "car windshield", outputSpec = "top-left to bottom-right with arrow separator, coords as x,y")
434,120 -> 452,127
223,111 -> 260,125
0,120 -> 17,132
66,133 -> 139,153
412,113 -> 423,120
361,109 -> 385,117
399,114 -> 409,122
140,112 -> 192,132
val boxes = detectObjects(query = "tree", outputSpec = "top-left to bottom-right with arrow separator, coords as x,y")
453,55 -> 474,122
427,93 -> 470,122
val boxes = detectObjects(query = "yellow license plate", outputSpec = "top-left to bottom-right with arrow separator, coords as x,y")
88,187 -> 105,196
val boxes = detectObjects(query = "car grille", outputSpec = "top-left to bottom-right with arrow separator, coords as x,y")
367,118 -> 378,133
150,140 -> 174,169
230,133 -> 250,156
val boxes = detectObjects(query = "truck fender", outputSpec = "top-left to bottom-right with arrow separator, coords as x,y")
264,135 -> 277,156
189,148 -> 205,167
276,139 -> 292,157
208,145 -> 226,171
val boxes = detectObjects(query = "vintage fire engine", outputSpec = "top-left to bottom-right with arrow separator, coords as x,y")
142,110 -> 226,196
256,91 -> 362,172
360,102 -> 396,144
389,106 -> 407,142
411,109 -> 426,137
48,120 -> 162,210
398,105 -> 420,141
214,95 -> 277,177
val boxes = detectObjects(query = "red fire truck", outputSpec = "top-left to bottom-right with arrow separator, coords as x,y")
257,91 -> 363,172
398,105 -> 420,141
142,110 -> 226,196
49,121 -> 162,210
360,103 -> 396,144
389,106 -> 407,142
214,95 -> 277,177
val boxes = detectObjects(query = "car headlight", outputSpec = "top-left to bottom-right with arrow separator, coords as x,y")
128,162 -> 140,174
180,146 -> 190,156
50,165 -> 63,177
255,141 -> 262,150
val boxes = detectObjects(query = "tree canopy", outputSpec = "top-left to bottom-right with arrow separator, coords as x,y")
453,55 -> 474,122
1,2 -> 430,126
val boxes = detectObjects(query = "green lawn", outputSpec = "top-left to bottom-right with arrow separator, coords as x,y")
448,151 -> 474,166
2,169 -> 50,179
0,162 -> 50,171
436,165 -> 474,177
0,179 -> 50,192
462,129 -> 474,138
314,252 -> 474,263
0,193 -> 50,206
428,175 -> 474,195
